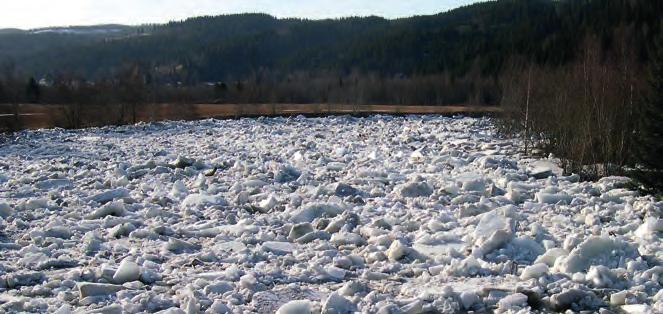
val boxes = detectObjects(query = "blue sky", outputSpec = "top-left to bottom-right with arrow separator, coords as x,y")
0,0 -> 482,29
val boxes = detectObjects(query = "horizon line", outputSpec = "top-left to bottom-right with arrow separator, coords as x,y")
0,3 -> 484,31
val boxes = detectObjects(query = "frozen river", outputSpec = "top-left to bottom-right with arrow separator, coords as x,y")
0,115 -> 661,313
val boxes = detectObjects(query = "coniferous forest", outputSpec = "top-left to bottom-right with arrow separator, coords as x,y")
0,0 -> 660,105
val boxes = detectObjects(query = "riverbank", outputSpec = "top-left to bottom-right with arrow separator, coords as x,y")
0,103 -> 501,130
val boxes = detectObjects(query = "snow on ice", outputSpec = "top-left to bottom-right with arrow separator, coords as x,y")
0,115 -> 661,313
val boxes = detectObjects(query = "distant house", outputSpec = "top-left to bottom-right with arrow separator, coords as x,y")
38,76 -> 54,87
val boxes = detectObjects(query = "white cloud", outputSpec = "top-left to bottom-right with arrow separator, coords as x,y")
0,0 -> 480,29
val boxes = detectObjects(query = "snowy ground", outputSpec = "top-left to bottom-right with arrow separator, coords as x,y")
0,115 -> 661,314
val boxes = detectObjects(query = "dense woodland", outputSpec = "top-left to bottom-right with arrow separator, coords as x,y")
1,0 -> 662,190
0,0 -> 661,106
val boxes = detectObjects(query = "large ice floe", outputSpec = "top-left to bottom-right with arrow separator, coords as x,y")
0,115 -> 661,313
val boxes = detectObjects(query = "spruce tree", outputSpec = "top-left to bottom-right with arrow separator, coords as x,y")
25,77 -> 40,103
636,35 -> 663,193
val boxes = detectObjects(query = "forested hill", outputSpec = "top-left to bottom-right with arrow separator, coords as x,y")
1,0 -> 662,84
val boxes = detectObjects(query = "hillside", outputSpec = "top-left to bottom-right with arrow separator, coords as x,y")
0,0 -> 661,84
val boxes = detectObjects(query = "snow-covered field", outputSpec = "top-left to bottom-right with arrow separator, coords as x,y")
0,115 -> 661,314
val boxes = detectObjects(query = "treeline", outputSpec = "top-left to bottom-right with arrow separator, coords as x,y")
498,27 -> 663,191
499,33 -> 646,177
0,70 -> 497,105
0,65 -> 498,130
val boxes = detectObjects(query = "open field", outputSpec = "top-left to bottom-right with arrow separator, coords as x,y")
0,103 -> 501,130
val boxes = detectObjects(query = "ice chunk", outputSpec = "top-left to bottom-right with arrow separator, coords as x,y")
182,193 -> 227,208
509,236 -> 545,262
337,281 -> 367,297
478,156 -> 517,170
549,289 -> 599,312
610,290 -> 629,306
654,289 -> 663,302
462,178 -> 487,193
334,183 -> 358,197
409,149 -> 425,163
53,305 -> 73,314
387,239 -> 409,261
557,236 -> 639,274
275,300 -> 314,314
325,212 -> 359,234
520,263 -> 549,280
398,181 -> 434,198
215,223 -> 259,236
109,222 -> 136,238
88,188 -> 130,204
326,162 -> 346,171
243,179 -> 268,188
91,304 -> 123,314
325,266 -> 346,280
258,194 -> 278,211
204,281 -> 234,295
529,160 -> 562,179
140,268 -> 161,284
288,223 -> 314,241
155,308 -> 185,314
330,232 -> 366,246
534,248 -> 569,267
295,230 -> 331,244
621,304 -> 652,314
0,202 -> 12,218
453,173 -> 488,194
413,242 -> 465,260
459,291 -> 480,310
86,202 -> 126,219
25,198 -> 49,210
208,300 -> 232,313
640,266 -> 663,285
290,203 -> 344,223
275,165 -> 301,183
261,242 -> 295,256
170,180 -> 188,198
171,156 -> 194,169
113,258 -> 141,284
83,232 -> 104,254
401,299 -> 423,313
598,176 -> 632,188
458,203 -> 491,217
35,179 -> 73,190
35,258 -> 78,270
601,189 -> 638,203
634,217 -> 663,239
322,292 -> 356,313
497,293 -> 528,310
472,210 -> 514,257
535,191 -> 572,204
165,238 -> 201,253
78,283 -> 124,298
44,225 -> 72,239
586,265 -> 617,288
4,272 -> 46,288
